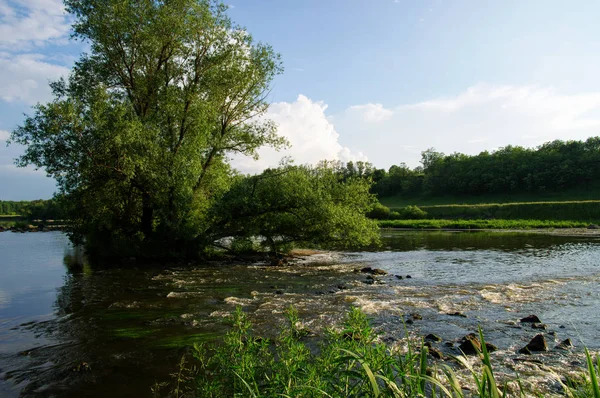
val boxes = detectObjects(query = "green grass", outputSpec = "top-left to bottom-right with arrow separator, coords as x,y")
155,307 -> 600,397
377,219 -> 591,230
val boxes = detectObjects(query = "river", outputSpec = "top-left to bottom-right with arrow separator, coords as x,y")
0,230 -> 599,396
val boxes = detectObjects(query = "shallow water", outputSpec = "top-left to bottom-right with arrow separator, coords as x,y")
0,230 -> 599,396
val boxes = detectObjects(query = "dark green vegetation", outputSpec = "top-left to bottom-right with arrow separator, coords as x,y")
156,307 -> 600,397
9,0 -> 378,259
378,219 -> 590,230
365,137 -> 600,200
0,199 -> 66,220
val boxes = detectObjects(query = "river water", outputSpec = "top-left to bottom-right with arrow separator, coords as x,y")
0,230 -> 599,396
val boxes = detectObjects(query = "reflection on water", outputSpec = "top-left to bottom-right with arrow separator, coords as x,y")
0,230 -> 599,396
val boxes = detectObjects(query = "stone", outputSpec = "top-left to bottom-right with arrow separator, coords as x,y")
427,346 -> 444,359
275,290 -> 284,295
406,275 -> 412,279
531,323 -> 547,330
410,313 -> 422,320
587,224 -> 600,229
337,284 -> 348,290
447,311 -> 467,318
395,275 -> 403,280
359,267 -> 388,275
523,334 -> 548,352
520,315 -> 541,323
425,333 -> 442,342
518,346 -> 532,355
485,342 -> 498,353
555,338 -> 573,350
458,334 -> 481,355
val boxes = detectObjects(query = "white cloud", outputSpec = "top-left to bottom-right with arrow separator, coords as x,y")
0,52 -> 69,104
231,95 -> 367,174
332,84 -> 600,170
0,0 -> 71,49
0,129 -> 9,141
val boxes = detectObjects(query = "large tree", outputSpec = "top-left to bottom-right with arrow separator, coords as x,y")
11,0 -> 379,259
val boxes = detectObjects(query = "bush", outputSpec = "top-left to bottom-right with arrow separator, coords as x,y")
367,202 -> 392,219
399,205 -> 428,220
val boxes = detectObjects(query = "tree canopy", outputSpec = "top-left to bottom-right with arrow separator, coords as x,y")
10,0 -> 379,259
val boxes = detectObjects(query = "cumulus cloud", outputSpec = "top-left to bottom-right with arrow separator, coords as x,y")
0,0 -> 71,49
332,84 -> 600,170
0,52 -> 69,104
231,95 -> 367,174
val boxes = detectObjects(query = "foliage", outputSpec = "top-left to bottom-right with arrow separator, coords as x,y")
208,162 -> 381,253
156,307 -> 600,397
367,202 -> 392,220
396,205 -> 428,220
0,199 -> 66,220
378,219 -> 591,229
8,1 -> 377,259
372,137 -> 600,199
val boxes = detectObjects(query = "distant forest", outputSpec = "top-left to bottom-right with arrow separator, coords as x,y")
342,137 -> 600,198
0,199 -> 65,219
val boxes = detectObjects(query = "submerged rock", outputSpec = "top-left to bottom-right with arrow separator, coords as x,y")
359,267 -> 388,275
531,323 -> 547,330
520,315 -> 541,323
555,338 -> 573,350
425,333 -> 442,342
447,311 -> 467,318
458,334 -> 481,355
522,334 -> 548,352
406,275 -> 412,279
395,275 -> 403,280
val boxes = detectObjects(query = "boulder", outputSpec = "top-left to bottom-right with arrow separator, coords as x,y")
522,334 -> 548,352
458,334 -> 481,355
555,338 -> 573,350
520,315 -> 541,323
425,333 -> 442,342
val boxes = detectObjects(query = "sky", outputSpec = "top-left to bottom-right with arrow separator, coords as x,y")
2,0 -> 600,199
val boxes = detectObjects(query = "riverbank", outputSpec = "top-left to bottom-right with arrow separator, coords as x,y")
377,219 -> 598,231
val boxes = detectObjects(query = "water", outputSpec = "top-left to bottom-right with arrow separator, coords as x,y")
1,230 -> 599,396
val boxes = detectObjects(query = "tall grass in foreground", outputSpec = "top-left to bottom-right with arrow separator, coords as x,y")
155,307 -> 600,397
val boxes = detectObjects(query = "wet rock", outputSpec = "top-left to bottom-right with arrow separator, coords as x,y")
410,313 -> 422,320
395,275 -> 403,280
531,323 -> 547,330
427,346 -> 444,359
556,338 -> 573,350
522,334 -> 548,352
587,224 -> 600,229
447,311 -> 467,318
444,342 -> 454,347
559,325 -> 566,329
425,333 -> 442,342
275,290 -> 284,295
406,275 -> 412,279
405,319 -> 414,325
359,267 -> 388,275
485,342 -> 498,353
520,315 -> 541,323
366,275 -> 374,280
518,346 -> 532,355
337,284 -> 348,290
364,279 -> 375,285
458,334 -> 481,355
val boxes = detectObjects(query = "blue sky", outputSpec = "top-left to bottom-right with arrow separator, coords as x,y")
2,0 -> 600,199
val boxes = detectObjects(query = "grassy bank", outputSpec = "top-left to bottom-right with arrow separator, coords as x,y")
379,185 -> 600,208
377,219 -> 591,230
156,307 -> 600,397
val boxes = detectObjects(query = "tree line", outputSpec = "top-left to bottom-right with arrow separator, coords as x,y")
0,199 -> 66,220
341,137 -> 600,198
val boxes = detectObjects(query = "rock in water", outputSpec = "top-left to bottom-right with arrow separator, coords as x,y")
522,334 -> 548,352
458,335 -> 482,355
520,315 -> 541,323
555,338 -> 573,350
425,333 -> 442,342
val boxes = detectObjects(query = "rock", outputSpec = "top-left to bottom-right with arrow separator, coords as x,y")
395,275 -> 403,280
485,342 -> 498,353
518,346 -> 532,355
359,267 -> 388,275
532,323 -> 547,330
405,319 -> 414,325
458,334 -> 481,355
364,279 -> 375,285
447,311 -> 467,318
366,275 -> 374,280
425,333 -> 442,342
556,338 -> 573,350
337,284 -> 348,290
522,334 -> 548,352
406,275 -> 412,279
520,315 -> 541,323
559,325 -> 566,329
275,290 -> 284,295
587,224 -> 600,229
427,346 -> 444,359
444,342 -> 454,347
410,313 -> 423,320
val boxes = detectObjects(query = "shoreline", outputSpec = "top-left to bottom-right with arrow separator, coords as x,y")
380,226 -> 600,237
